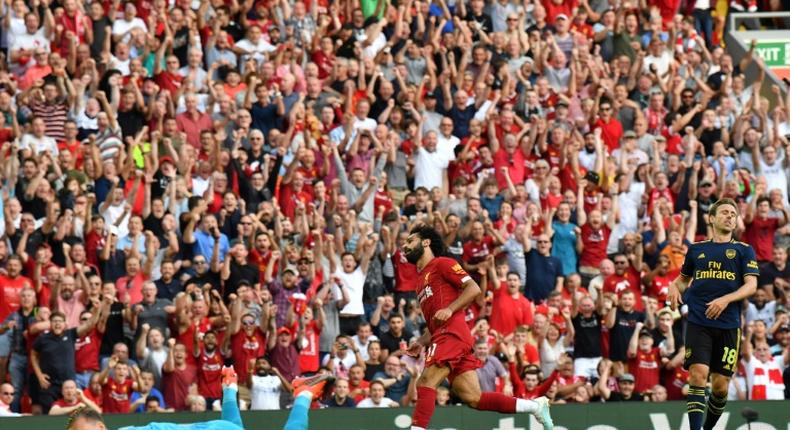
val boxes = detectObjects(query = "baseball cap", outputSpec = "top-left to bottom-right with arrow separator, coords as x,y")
277,327 -> 292,336
639,329 -> 652,338
623,130 -> 637,138
159,155 -> 176,166
618,373 -> 635,383
556,14 -> 568,21
283,265 -> 298,275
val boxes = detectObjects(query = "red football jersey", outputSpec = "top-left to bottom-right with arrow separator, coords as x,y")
629,347 -> 661,394
102,377 -> 134,414
197,348 -> 224,400
298,320 -> 321,374
417,257 -> 474,345
75,328 -> 103,373
603,267 -> 644,311
231,329 -> 267,383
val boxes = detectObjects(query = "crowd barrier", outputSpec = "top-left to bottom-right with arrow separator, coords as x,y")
3,400 -> 789,429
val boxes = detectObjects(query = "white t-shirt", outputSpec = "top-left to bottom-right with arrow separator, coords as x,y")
357,397 -> 398,408
103,203 -> 131,238
414,147 -> 449,191
250,374 -> 282,410
744,355 -> 787,400
11,28 -> 50,53
335,268 -> 365,316
352,334 -> 380,361
112,17 -> 147,44
235,38 -> 276,67
20,133 -> 58,155
436,133 -> 460,163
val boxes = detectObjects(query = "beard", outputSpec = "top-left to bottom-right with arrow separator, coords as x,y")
256,369 -> 270,376
404,245 -> 424,264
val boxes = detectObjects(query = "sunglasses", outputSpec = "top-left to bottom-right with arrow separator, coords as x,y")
1,391 -> 13,395
194,260 -> 207,265
242,320 -> 255,326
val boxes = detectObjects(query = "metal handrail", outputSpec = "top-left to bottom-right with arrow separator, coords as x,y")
729,11 -> 790,31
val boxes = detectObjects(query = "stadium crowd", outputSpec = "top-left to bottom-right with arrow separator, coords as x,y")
0,0 -> 788,418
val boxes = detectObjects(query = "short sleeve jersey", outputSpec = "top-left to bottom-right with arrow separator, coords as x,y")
680,240 -> 759,329
417,257 -> 474,345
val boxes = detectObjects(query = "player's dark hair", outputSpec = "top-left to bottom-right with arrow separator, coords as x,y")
66,406 -> 104,430
409,224 -> 445,257
708,198 -> 739,219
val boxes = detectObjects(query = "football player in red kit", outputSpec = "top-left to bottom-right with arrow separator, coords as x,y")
402,225 -> 554,430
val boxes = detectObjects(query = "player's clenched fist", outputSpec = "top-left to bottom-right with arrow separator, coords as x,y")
433,308 -> 452,323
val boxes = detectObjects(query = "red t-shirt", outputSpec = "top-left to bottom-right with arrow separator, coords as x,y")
493,148 -> 526,190
176,318 -> 213,365
298,320 -> 321,374
162,364 -> 198,411
579,224 -> 611,268
664,365 -> 689,401
490,284 -> 534,337
650,274 -> 672,305
116,272 -> 149,307
197,348 -> 224,400
744,216 -> 779,261
0,275 -> 32,321
603,267 -> 644,311
350,379 -> 370,404
51,397 -> 80,409
231,329 -> 267,383
629,347 -> 662,393
594,117 -> 624,154
462,236 -> 496,265
75,328 -> 103,373
154,71 -> 183,94
392,250 -> 418,292
102,377 -> 134,414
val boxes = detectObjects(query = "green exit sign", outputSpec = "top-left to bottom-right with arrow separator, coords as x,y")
754,41 -> 790,67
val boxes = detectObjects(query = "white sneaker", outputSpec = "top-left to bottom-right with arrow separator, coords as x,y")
533,396 -> 554,429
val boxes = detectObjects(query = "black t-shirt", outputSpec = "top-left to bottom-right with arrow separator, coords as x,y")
144,214 -> 165,238
21,193 -> 47,219
117,107 -> 146,138
155,277 -> 183,301
609,309 -> 645,361
225,261 -> 260,299
364,362 -> 384,381
608,391 -> 644,402
759,262 -> 790,287
325,396 -> 356,408
100,302 -> 129,356
378,330 -> 408,354
90,17 -> 111,57
33,328 -> 78,384
572,314 -> 602,358
446,236 -> 464,263
188,269 -> 222,291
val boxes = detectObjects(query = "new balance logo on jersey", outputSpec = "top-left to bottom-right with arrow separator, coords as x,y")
697,253 -> 705,259
418,286 -> 433,304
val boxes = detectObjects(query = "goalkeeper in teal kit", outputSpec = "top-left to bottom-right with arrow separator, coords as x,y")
66,367 -> 332,430
667,198 -> 759,430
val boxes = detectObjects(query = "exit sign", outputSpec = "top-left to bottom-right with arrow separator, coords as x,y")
754,41 -> 790,67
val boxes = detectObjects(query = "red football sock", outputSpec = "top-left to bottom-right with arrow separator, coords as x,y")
411,386 -> 437,429
477,392 -> 517,413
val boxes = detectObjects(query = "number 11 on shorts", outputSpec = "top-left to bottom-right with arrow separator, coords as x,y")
426,343 -> 437,361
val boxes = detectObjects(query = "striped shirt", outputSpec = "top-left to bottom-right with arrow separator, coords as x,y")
29,98 -> 68,141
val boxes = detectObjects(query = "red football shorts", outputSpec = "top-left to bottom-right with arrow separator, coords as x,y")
425,335 -> 481,383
